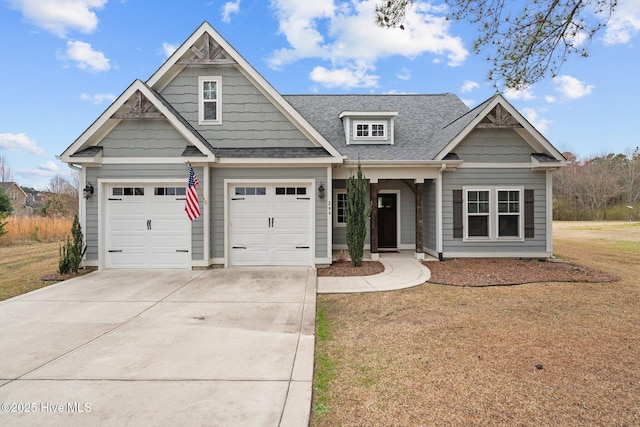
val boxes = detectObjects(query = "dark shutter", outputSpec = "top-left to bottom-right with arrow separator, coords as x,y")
524,189 -> 534,238
453,189 -> 463,239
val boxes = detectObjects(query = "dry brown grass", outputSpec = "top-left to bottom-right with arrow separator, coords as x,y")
0,216 -> 72,246
312,221 -> 640,426
0,242 -> 61,300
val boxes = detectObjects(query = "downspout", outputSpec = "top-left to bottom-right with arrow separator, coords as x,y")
436,163 -> 446,261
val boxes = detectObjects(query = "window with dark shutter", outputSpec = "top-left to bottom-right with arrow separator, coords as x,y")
453,189 -> 463,238
524,189 -> 535,238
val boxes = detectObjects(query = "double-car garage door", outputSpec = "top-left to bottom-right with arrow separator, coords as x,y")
104,182 -> 313,268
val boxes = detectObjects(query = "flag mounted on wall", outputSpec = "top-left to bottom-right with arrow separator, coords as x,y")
185,165 -> 200,220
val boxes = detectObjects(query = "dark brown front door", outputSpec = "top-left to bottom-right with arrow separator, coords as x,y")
377,194 -> 397,248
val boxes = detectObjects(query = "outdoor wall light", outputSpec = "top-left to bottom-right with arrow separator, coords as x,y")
318,182 -> 325,200
83,183 -> 94,199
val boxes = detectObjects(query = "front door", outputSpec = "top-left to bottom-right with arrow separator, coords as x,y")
377,193 -> 397,249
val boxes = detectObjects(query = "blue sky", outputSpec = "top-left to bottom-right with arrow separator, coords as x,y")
1,0 -> 639,189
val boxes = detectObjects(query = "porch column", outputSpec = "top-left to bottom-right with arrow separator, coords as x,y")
415,182 -> 424,259
402,179 -> 425,260
370,181 -> 379,260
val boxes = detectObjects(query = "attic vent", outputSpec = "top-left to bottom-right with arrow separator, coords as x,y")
112,91 -> 163,119
177,33 -> 237,65
476,104 -> 522,129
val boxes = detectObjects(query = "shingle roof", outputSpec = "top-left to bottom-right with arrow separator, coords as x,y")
283,94 -> 470,161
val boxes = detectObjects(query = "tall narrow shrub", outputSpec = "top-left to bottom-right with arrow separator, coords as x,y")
58,214 -> 86,274
0,212 -> 7,238
346,161 -> 370,266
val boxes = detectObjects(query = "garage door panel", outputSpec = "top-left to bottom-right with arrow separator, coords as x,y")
106,185 -> 190,269
229,184 -> 312,266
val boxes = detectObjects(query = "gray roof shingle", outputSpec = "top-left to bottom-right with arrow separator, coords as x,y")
283,94 -> 470,161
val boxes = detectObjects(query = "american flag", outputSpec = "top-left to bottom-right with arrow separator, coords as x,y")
185,166 -> 200,220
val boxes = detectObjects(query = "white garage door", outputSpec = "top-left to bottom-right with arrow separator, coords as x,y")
106,185 -> 191,269
229,184 -> 313,266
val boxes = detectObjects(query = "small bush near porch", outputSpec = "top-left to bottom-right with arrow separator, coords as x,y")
312,221 -> 640,426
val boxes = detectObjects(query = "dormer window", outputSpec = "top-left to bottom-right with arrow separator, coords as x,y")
339,111 -> 397,145
354,121 -> 386,140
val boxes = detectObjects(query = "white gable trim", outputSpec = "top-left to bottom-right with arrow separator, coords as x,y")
146,22 -> 344,161
59,80 -> 216,163
435,94 -> 565,162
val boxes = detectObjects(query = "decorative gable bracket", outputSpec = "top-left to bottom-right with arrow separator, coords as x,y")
112,90 -> 164,119
177,33 -> 237,65
476,104 -> 522,129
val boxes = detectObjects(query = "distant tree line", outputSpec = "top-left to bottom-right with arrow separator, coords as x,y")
554,147 -> 640,221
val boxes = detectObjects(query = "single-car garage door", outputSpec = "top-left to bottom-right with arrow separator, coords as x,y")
229,184 -> 313,266
106,184 -> 191,269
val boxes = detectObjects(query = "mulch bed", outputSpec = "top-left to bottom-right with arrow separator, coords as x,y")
425,258 -> 619,287
317,261 -> 385,277
317,257 -> 618,287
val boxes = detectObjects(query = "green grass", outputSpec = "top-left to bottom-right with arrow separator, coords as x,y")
313,301 -> 335,417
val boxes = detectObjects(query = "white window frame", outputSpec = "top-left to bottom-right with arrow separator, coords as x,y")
198,76 -> 222,125
463,187 -> 524,242
352,120 -> 387,141
334,190 -> 347,227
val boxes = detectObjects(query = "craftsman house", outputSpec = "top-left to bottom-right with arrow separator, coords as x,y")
59,22 -> 565,269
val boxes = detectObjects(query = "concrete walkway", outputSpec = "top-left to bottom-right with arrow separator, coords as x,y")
318,251 -> 433,293
0,268 -> 315,427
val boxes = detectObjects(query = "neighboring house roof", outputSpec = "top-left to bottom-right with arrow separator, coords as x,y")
0,182 -> 27,197
284,94 -> 469,161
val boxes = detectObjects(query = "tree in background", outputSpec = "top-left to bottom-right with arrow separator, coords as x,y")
553,148 -> 640,220
346,161 -> 371,267
375,0 -> 617,89
0,187 -> 10,238
42,174 -> 78,217
0,154 -> 13,183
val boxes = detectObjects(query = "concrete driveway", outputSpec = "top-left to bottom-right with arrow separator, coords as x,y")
0,267 -> 316,426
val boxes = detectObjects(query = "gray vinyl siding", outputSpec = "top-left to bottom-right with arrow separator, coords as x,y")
98,119 -> 188,157
423,180 -> 437,252
210,167 -> 328,261
84,164 -> 204,262
455,129 -> 533,163
442,168 -> 547,256
160,67 -> 316,149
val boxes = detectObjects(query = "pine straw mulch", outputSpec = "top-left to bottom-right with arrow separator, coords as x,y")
317,258 -> 618,287
425,258 -> 619,286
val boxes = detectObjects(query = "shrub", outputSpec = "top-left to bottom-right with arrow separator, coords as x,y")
58,215 -> 86,274
346,161 -> 370,267
0,212 -> 7,238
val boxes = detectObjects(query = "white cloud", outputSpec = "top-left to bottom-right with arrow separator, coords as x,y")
9,0 -> 107,37
268,0 -> 468,89
504,86 -> 536,101
59,40 -> 111,72
38,161 -> 58,172
603,0 -> 640,44
396,68 -> 411,81
162,42 -> 178,58
553,75 -> 594,99
522,108 -> 551,133
460,80 -> 479,93
461,98 -> 475,108
222,0 -> 242,23
0,132 -> 45,155
80,92 -> 116,104
310,66 -> 378,89
545,95 -> 557,103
